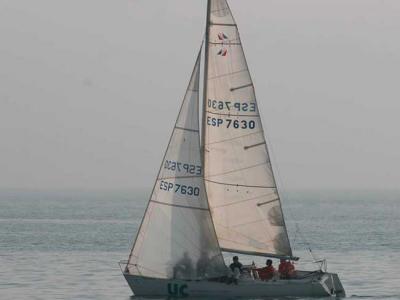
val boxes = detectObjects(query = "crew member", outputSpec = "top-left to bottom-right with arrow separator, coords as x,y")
229,256 -> 243,284
278,259 -> 296,279
255,259 -> 275,281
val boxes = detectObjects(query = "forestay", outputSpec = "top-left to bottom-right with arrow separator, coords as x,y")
127,51 -> 226,279
203,0 -> 293,258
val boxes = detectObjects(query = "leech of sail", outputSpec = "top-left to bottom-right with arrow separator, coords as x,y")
205,179 -> 275,189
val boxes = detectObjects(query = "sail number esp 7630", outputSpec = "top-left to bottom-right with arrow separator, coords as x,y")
207,117 -> 256,129
159,180 -> 200,196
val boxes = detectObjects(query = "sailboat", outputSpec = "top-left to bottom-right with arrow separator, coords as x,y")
120,0 -> 345,297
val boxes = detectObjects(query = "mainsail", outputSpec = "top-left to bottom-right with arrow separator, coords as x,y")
202,0 -> 293,258
127,51 -> 226,279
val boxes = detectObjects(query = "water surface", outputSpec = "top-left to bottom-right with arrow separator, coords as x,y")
0,189 -> 399,299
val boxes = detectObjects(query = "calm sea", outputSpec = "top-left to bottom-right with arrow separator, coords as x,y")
0,189 -> 399,300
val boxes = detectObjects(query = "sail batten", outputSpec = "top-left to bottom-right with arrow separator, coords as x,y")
203,0 -> 293,258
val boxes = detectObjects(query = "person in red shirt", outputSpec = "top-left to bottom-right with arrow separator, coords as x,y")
278,259 -> 296,279
255,259 -> 275,281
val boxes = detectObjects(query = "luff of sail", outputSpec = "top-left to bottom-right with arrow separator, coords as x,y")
127,50 -> 226,280
203,0 -> 293,258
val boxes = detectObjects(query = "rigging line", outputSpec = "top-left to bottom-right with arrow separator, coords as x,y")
132,201 -> 157,259
296,223 -> 319,261
206,110 -> 260,118
174,126 -> 199,133
150,200 -> 208,211
206,130 -> 263,146
205,178 -> 275,189
212,192 -> 277,209
263,125 -> 316,259
207,68 -> 248,80
157,175 -> 202,180
205,161 -> 270,179
292,226 -> 300,253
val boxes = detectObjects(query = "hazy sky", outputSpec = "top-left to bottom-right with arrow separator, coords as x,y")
0,0 -> 399,190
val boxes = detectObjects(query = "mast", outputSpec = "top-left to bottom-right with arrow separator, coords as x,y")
201,0 -> 211,153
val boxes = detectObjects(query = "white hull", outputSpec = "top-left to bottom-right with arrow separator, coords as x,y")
123,271 -> 345,298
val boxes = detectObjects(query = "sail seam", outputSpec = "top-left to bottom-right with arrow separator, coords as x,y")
208,68 -> 248,80
157,175 -> 202,180
206,161 -> 270,179
210,22 -> 237,27
214,222 -> 275,249
230,218 -> 271,228
205,179 -> 275,189
205,131 -> 263,145
150,200 -> 209,211
206,110 -> 260,117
